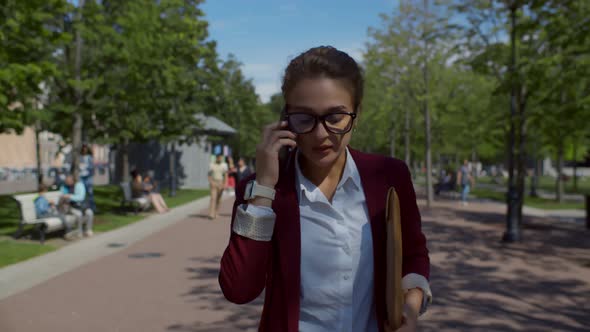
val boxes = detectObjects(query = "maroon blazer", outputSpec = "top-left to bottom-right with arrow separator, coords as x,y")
219,148 -> 430,332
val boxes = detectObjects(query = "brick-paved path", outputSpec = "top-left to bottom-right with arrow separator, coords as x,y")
0,196 -> 589,332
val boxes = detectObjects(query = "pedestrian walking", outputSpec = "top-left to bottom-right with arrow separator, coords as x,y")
208,154 -> 227,220
457,159 -> 475,205
235,157 -> 252,185
219,46 -> 431,332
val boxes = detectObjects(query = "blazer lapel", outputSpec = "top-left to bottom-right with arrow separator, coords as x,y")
272,148 -> 301,329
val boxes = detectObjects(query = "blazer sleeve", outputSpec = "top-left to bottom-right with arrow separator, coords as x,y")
219,174 -> 273,304
398,162 -> 430,280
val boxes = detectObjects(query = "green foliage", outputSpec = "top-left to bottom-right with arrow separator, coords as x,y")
213,55 -> 274,159
45,0 -> 220,147
357,0 -> 503,164
0,0 -> 70,133
92,185 -> 209,232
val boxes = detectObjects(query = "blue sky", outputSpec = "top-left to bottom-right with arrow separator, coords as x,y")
201,0 -> 397,102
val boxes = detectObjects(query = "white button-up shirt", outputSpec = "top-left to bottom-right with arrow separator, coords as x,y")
296,148 -> 378,332
233,149 -> 432,331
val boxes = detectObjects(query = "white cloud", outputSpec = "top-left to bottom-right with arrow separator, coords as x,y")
340,44 -> 365,63
256,82 -> 281,103
241,63 -> 283,102
242,63 -> 279,79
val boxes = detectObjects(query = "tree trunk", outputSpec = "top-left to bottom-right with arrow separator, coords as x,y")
471,147 -> 477,178
35,120 -> 43,188
71,113 -> 83,180
503,4 -> 521,242
556,143 -> 564,203
404,108 -> 411,166
514,85 -> 528,224
169,141 -> 177,197
530,140 -> 538,197
71,0 -> 85,181
437,151 -> 442,180
121,138 -> 130,183
423,0 -> 433,207
573,141 -> 578,192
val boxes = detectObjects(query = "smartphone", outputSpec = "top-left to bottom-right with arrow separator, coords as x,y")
278,107 -> 293,170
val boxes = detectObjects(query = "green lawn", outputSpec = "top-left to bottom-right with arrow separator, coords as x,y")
470,188 -> 584,210
0,240 -> 56,268
0,195 -> 22,237
0,185 -> 209,268
93,186 -> 209,232
413,176 -> 585,210
477,175 -> 590,195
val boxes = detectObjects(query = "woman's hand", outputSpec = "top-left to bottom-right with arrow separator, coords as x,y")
255,121 -> 297,188
394,304 -> 419,332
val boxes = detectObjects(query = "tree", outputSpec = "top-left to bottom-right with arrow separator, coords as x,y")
85,0 -> 220,186
46,0 -> 107,180
0,0 -> 70,134
215,55 -> 273,160
360,0 -> 457,207
527,0 -> 590,200
454,0 -> 590,238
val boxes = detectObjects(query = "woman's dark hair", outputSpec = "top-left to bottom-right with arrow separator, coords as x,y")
281,46 -> 364,112
130,169 -> 139,179
81,144 -> 93,155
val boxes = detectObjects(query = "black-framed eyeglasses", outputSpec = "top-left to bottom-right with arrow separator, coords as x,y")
285,111 -> 357,135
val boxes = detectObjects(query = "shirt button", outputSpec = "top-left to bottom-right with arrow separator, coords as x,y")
343,244 -> 351,254
343,275 -> 350,280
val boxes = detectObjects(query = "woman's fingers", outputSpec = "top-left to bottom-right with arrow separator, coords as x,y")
268,130 -> 297,142
270,138 -> 297,153
262,121 -> 288,141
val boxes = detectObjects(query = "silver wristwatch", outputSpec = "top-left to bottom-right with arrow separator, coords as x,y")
244,180 -> 276,201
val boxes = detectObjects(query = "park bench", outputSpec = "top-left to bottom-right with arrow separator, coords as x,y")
119,182 -> 150,214
12,191 -> 78,244
434,182 -> 459,199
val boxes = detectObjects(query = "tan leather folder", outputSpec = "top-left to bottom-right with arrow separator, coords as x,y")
384,187 -> 403,331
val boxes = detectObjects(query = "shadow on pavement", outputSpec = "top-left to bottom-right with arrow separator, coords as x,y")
167,256 -> 262,332
420,204 -> 590,332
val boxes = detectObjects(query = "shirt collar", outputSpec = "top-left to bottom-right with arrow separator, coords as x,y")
295,147 -> 361,202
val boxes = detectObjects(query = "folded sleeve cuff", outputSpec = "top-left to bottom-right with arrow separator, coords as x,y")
232,204 -> 276,241
402,273 -> 432,315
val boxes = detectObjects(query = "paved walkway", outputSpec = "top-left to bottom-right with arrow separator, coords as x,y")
0,195 -> 589,331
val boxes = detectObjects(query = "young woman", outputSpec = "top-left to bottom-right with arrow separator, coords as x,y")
219,46 -> 431,332
130,170 -> 168,214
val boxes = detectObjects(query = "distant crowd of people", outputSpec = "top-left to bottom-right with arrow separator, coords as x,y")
34,146 -> 253,241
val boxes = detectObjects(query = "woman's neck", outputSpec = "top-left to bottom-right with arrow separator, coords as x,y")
299,150 -> 347,187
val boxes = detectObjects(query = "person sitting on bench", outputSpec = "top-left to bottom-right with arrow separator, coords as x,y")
60,174 -> 94,237
435,171 -> 454,195
35,184 -> 75,240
